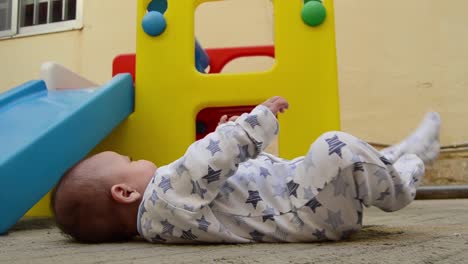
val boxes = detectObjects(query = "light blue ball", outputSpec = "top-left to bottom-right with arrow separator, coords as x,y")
142,11 -> 166,37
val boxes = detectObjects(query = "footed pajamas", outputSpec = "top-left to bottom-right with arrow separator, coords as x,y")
137,105 -> 425,243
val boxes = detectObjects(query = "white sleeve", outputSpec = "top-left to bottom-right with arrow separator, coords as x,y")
153,105 -> 278,211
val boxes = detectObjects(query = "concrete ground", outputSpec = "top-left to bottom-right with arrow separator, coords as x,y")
1,199 -> 467,264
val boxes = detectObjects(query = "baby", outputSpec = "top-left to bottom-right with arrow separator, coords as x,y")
51,96 -> 441,243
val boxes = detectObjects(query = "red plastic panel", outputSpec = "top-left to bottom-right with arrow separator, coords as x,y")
113,54 -> 136,82
111,45 -> 274,79
196,105 -> 256,140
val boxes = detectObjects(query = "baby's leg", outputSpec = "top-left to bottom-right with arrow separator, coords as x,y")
380,112 -> 441,164
292,131 -> 424,240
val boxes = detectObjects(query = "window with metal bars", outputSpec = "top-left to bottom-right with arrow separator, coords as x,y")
0,0 -> 82,39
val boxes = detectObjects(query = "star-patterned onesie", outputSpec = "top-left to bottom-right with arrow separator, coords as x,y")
137,105 -> 425,243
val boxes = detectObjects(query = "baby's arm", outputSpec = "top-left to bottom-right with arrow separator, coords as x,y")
156,96 -> 288,210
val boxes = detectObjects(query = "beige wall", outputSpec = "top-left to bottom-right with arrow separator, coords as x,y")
335,0 -> 468,146
0,0 -> 136,91
1,0 -> 467,147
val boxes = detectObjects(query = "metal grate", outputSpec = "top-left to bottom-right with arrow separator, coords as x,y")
20,0 -> 76,27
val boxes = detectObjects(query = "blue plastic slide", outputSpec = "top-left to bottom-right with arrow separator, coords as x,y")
0,73 -> 134,234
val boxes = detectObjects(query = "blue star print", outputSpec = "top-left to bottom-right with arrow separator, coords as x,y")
149,190 -> 159,205
325,134 -> 347,158
262,206 -> 276,222
259,167 -> 271,178
244,115 -> 261,128
196,215 -> 211,232
287,180 -> 300,197
191,180 -> 207,199
160,219 -> 175,235
206,139 -> 222,156
245,190 -> 262,209
158,177 -> 173,193
202,166 -> 222,184
305,197 -> 322,213
180,229 -> 198,240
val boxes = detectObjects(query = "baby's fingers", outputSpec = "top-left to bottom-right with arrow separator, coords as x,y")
275,98 -> 289,113
218,115 -> 228,125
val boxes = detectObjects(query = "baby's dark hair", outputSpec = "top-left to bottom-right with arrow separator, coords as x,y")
50,158 -> 132,243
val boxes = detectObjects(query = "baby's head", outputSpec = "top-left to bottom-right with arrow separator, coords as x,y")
51,151 -> 157,243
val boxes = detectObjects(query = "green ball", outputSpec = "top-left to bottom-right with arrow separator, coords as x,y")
304,0 -> 322,3
301,1 -> 327,27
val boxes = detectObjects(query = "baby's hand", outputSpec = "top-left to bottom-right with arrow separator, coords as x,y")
218,115 -> 239,125
261,96 -> 289,115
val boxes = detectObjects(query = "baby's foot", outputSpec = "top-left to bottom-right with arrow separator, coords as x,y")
393,154 -> 425,188
381,112 -> 441,164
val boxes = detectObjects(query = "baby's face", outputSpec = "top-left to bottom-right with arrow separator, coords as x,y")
94,151 -> 157,191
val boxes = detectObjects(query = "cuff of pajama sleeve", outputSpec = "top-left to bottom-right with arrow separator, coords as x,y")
236,105 -> 278,153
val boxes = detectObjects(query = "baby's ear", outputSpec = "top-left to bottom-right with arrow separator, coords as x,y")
111,184 -> 141,204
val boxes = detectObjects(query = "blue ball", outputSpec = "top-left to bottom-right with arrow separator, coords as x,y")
147,0 -> 168,14
142,11 -> 166,37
